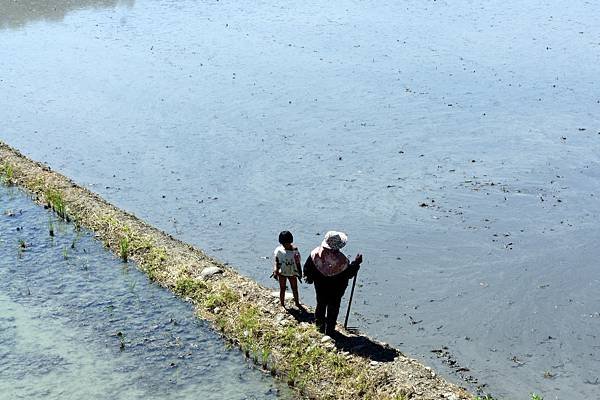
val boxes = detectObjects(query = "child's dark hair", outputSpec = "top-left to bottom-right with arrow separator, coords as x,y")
278,230 -> 294,245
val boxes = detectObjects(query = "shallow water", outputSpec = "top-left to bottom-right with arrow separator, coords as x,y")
1,0 -> 599,398
0,185 -> 290,399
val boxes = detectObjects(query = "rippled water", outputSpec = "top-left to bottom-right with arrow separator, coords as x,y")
1,0 -> 599,398
0,185 -> 290,399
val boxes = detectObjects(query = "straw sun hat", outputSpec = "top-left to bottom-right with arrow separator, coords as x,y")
321,231 -> 348,250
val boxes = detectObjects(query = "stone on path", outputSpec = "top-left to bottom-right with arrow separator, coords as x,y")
199,266 -> 223,279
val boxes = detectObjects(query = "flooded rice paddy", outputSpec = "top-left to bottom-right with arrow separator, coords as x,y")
1,0 -> 599,398
0,185 -> 289,399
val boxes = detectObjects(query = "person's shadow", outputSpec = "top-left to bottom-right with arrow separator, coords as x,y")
287,308 -> 400,363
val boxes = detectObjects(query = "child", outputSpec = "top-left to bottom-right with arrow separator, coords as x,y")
273,230 -> 302,308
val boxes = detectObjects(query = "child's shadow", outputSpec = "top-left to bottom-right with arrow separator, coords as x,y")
287,306 -> 314,323
287,308 -> 400,363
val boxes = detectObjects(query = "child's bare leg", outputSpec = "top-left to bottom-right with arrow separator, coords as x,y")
288,276 -> 301,307
278,275 -> 287,307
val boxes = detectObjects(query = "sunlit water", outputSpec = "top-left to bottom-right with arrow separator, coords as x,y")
1,0 -> 599,398
0,185 -> 290,399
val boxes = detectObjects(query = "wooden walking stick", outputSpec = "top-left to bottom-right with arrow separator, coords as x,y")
343,271 -> 359,333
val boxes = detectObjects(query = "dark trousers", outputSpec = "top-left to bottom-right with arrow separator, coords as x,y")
314,285 -> 344,335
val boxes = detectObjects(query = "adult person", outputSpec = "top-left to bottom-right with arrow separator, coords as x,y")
303,231 -> 363,336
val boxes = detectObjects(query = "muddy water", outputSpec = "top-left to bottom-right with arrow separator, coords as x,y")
0,185 -> 290,399
1,0 -> 599,398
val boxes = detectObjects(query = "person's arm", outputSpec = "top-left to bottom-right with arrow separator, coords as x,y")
303,255 -> 315,284
272,253 -> 281,279
344,254 -> 363,279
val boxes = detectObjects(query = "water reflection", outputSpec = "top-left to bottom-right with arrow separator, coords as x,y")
0,0 -> 134,29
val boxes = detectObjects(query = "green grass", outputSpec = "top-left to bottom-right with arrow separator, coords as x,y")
202,284 -> 239,309
174,277 -> 207,301
119,236 -> 129,262
254,323 -> 354,391
129,235 -> 153,253
235,305 -> 262,357
238,305 -> 260,335
260,347 -> 271,369
352,373 -> 371,398
45,189 -> 68,221
203,297 -> 344,389
1,162 -> 15,184
141,246 -> 167,281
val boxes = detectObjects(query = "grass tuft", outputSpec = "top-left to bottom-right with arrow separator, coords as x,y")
142,246 -> 167,281
119,236 -> 129,262
260,347 -> 271,369
174,277 -> 207,301
45,189 -> 68,221
1,162 -> 15,184
202,284 -> 239,309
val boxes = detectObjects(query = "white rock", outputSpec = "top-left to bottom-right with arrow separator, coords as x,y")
275,313 -> 289,326
199,266 -> 223,279
321,335 -> 332,343
270,291 -> 294,300
442,394 -> 459,400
